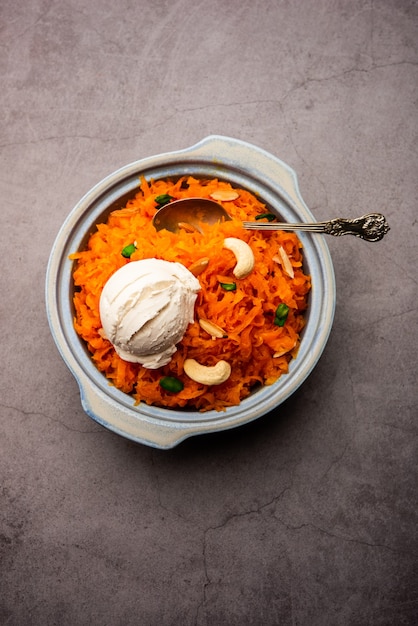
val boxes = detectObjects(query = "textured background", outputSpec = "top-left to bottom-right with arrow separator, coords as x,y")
1,1 -> 417,624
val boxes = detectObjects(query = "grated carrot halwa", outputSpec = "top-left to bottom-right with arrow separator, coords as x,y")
70,176 -> 311,412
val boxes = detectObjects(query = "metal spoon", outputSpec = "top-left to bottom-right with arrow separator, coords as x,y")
152,197 -> 390,242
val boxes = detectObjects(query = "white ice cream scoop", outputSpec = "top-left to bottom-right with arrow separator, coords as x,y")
99,259 -> 200,368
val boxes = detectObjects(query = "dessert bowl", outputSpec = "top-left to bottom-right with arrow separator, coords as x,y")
45,135 -> 335,449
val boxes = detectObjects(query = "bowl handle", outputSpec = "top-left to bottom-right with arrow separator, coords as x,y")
77,377 -> 198,449
182,135 -> 311,218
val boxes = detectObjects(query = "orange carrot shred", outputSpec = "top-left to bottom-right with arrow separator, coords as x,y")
70,176 -> 311,411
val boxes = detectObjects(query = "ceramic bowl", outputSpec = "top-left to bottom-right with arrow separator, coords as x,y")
45,135 -> 335,449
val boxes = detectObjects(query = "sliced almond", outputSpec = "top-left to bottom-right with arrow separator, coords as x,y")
199,318 -> 228,339
178,221 -> 199,233
188,257 -> 210,276
210,189 -> 239,202
273,340 -> 297,358
273,348 -> 291,358
273,246 -> 294,279
110,206 -> 138,217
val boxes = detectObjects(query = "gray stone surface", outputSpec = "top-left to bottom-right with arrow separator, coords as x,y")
1,0 -> 417,624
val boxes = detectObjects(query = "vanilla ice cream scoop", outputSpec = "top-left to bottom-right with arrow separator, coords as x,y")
99,259 -> 201,368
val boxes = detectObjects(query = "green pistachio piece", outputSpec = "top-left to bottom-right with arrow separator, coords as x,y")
255,213 -> 277,222
159,376 -> 184,393
121,243 -> 136,258
274,303 -> 290,327
219,282 -> 237,291
155,194 -> 174,208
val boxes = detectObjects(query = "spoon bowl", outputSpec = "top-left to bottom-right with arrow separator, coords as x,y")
152,197 -> 231,233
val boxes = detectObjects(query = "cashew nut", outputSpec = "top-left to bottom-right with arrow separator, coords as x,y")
183,358 -> 231,385
223,237 -> 255,279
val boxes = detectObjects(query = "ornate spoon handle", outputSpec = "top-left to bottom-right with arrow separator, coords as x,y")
242,212 -> 390,242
